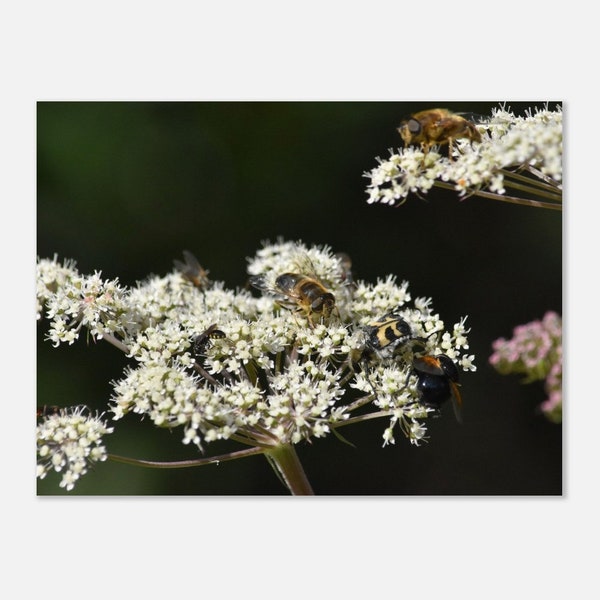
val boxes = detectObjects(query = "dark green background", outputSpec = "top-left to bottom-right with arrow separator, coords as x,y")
36,101 -> 562,495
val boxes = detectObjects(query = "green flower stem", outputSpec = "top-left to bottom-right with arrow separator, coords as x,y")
110,443 -> 315,495
264,444 -> 314,495
500,177 -> 562,201
333,410 -> 393,429
100,332 -> 130,354
433,181 -> 562,211
524,165 -> 562,188
108,445 -> 266,468
344,392 -> 377,413
192,362 -> 220,386
228,431 -> 277,449
501,168 -> 562,195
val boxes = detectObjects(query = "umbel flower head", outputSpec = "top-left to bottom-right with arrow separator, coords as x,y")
36,406 -> 114,491
37,240 -> 476,492
364,104 -> 562,211
489,311 -> 562,423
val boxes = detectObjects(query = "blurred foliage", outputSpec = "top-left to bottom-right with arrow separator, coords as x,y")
37,101 -> 562,495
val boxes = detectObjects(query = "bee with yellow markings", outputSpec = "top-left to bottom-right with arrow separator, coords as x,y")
174,250 -> 210,289
413,354 -> 463,423
362,312 -> 413,360
193,323 -> 227,358
350,311 -> 412,368
188,323 -> 229,387
397,108 -> 482,158
250,272 -> 336,328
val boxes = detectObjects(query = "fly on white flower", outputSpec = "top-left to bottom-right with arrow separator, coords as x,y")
412,354 -> 463,423
174,250 -> 210,289
250,270 -> 337,328
37,240 -> 477,491
397,108 -> 483,158
367,104 -> 562,210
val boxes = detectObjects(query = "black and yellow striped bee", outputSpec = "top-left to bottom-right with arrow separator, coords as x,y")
174,250 -> 210,289
250,272 -> 336,327
413,354 -> 463,423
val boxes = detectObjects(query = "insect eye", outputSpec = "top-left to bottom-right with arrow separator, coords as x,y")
407,118 -> 421,134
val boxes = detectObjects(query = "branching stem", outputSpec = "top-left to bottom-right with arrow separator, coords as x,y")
108,445 -> 266,469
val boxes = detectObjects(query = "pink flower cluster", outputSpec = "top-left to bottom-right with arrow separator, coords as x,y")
489,311 -> 562,422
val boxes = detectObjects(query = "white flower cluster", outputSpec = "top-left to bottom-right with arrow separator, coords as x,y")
365,105 -> 562,206
37,240 -> 476,474
365,149 -> 447,206
36,254 -> 78,320
36,406 -> 114,491
248,239 -> 345,288
447,106 -> 562,195
37,257 -> 131,346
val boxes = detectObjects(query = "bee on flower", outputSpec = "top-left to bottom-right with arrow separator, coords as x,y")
37,240 -> 476,493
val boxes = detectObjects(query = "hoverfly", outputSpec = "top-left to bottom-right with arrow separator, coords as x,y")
398,108 -> 482,158
250,272 -> 336,328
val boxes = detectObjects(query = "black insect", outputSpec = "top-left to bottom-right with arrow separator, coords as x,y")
413,354 -> 463,422
193,323 -> 226,358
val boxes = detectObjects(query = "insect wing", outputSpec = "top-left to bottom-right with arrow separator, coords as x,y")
248,275 -> 270,292
449,380 -> 463,424
249,274 -> 299,311
174,250 -> 209,288
455,111 -> 487,124
413,355 -> 445,376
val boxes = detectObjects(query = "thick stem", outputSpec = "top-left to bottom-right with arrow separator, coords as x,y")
264,444 -> 314,496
